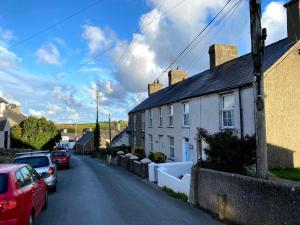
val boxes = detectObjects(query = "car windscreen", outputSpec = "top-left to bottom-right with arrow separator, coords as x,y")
52,152 -> 67,157
0,174 -> 8,194
14,156 -> 49,168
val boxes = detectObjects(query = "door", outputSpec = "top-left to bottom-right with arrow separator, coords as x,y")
4,131 -> 8,148
158,135 -> 163,153
183,138 -> 190,161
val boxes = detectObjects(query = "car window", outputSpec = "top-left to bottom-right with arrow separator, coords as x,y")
16,170 -> 26,188
19,167 -> 33,186
52,152 -> 67,157
26,165 -> 40,180
14,156 -> 49,168
0,174 -> 8,194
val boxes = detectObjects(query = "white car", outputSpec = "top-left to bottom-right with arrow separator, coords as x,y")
13,151 -> 58,191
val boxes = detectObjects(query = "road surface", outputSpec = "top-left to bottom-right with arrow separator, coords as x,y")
36,154 -> 223,225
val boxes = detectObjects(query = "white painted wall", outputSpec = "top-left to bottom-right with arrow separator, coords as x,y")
0,103 -> 6,117
145,86 -> 256,164
111,131 -> 129,147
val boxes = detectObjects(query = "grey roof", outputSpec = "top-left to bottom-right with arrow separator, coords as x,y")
0,118 -> 8,131
6,110 -> 27,124
76,131 -> 94,145
0,97 -> 8,104
130,38 -> 293,113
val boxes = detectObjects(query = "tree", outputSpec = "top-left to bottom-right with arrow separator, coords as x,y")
94,122 -> 100,152
11,116 -> 61,150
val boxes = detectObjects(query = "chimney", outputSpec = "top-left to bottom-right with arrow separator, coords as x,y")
209,44 -> 238,70
168,67 -> 188,86
285,0 -> 300,43
148,80 -> 163,96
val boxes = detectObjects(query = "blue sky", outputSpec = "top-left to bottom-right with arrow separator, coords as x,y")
0,0 -> 288,123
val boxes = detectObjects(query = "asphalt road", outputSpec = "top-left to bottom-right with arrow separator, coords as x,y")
35,154 -> 223,225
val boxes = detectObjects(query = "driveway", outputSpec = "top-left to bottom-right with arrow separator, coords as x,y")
35,154 -> 223,225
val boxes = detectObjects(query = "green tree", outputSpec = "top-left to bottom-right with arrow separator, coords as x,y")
94,122 -> 100,152
11,116 -> 61,150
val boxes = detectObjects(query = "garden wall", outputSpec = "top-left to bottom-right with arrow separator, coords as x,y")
0,148 -> 32,163
190,168 -> 300,225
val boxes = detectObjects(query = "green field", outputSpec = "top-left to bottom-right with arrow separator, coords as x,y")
56,121 -> 127,133
270,168 -> 300,182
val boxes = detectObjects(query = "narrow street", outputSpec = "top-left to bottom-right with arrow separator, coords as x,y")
35,154 -> 223,225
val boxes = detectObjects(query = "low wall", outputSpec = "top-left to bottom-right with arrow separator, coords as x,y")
0,148 -> 32,163
191,168 -> 300,225
133,161 -> 149,178
120,155 -> 129,170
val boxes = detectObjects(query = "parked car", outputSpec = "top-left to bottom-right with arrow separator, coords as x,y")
0,164 -> 48,225
51,151 -> 71,169
13,151 -> 57,191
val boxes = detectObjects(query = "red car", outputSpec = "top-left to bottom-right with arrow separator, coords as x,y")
0,164 -> 48,225
51,151 -> 70,168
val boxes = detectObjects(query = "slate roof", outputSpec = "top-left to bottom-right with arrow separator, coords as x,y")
0,118 -> 8,131
6,110 -> 27,124
0,97 -> 8,104
130,38 -> 293,113
76,131 -> 94,145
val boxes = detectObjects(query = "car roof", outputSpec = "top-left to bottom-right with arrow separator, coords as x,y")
14,153 -> 50,160
0,164 -> 27,173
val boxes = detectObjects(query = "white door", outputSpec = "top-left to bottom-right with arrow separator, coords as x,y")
183,138 -> 190,161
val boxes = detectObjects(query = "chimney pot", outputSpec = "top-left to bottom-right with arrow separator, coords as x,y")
209,44 -> 238,70
284,0 -> 300,43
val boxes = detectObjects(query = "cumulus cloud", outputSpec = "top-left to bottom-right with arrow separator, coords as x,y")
0,27 -> 16,42
29,109 -> 45,118
82,25 -> 113,55
46,104 -> 62,115
36,43 -> 62,65
262,1 -> 287,45
0,45 -> 21,69
52,85 -> 81,107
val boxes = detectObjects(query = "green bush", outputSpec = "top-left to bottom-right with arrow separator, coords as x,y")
132,147 -> 146,160
198,128 -> 256,174
149,152 -> 167,163
162,186 -> 188,202
107,145 -> 131,157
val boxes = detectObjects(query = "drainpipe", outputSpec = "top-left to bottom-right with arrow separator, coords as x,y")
238,88 -> 244,138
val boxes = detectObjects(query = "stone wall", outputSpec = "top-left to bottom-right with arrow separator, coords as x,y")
0,148 -> 33,163
190,168 -> 300,225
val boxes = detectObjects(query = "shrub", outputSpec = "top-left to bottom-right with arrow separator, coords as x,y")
132,147 -> 146,160
198,128 -> 256,175
149,152 -> 167,163
107,145 -> 131,157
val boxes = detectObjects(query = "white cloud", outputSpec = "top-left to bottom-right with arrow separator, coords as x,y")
36,43 -> 62,65
29,109 -> 44,118
82,25 -> 113,55
46,104 -> 62,115
0,45 -> 21,69
52,85 -> 81,107
0,27 -> 16,42
262,1 -> 287,45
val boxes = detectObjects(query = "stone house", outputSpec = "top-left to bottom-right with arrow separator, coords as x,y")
75,131 -> 94,155
128,0 -> 300,168
0,97 -> 26,127
0,118 -> 10,149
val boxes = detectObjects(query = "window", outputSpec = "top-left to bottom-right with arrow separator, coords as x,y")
149,110 -> 153,127
16,171 -> 25,188
19,167 -> 33,186
159,107 -> 163,127
168,105 -> 174,127
133,115 -> 136,131
142,112 -> 145,131
222,94 -> 234,128
149,134 -> 153,152
169,136 -> 175,158
0,174 -> 8,194
13,156 -> 50,168
183,102 -> 189,126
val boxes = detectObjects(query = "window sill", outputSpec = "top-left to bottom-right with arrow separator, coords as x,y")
182,126 -> 190,129
167,126 -> 174,128
158,126 -> 163,128
168,157 -> 175,161
221,126 -> 235,130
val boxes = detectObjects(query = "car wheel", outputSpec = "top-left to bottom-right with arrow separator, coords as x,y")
52,185 -> 57,192
28,213 -> 34,225
43,190 -> 48,209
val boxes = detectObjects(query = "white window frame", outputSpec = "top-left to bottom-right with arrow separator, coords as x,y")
182,102 -> 190,127
149,109 -> 153,127
168,105 -> 174,127
149,134 -> 153,152
159,107 -> 163,127
169,136 -> 175,158
221,94 -> 234,128
142,112 -> 145,131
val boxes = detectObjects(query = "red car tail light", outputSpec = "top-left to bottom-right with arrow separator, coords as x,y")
48,166 -> 55,175
0,199 -> 17,212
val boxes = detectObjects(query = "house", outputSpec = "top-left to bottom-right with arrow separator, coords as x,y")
75,131 -> 94,155
111,128 -> 129,147
0,97 -> 26,127
0,118 -> 10,149
128,0 -> 300,169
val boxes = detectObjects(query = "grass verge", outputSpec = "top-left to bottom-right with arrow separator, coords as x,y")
162,186 -> 188,202
270,167 -> 300,181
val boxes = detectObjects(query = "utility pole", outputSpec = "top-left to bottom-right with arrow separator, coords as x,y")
109,113 -> 112,146
250,0 -> 268,179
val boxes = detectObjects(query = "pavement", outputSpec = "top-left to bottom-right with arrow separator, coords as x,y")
35,154 -> 223,225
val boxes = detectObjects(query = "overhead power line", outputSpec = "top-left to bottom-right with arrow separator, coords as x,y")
8,0 -> 104,49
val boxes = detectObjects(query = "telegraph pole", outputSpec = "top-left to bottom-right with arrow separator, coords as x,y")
109,113 -> 112,146
250,0 -> 268,179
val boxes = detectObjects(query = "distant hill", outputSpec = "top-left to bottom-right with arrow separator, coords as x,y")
56,121 -> 127,134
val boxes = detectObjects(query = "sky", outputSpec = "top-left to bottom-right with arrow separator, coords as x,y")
0,0 -> 288,123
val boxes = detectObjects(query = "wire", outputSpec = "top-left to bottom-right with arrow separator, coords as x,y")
8,0 -> 104,49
